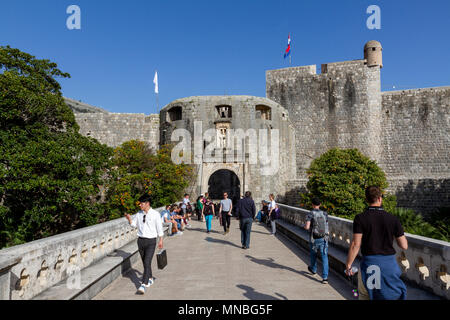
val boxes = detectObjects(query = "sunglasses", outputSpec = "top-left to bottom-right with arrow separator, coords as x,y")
143,214 -> 146,223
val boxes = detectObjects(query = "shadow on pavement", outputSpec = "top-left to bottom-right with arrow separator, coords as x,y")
244,255 -> 323,284
236,284 -> 288,300
187,227 -> 222,234
124,268 -> 143,290
273,232 -> 356,300
205,237 -> 242,248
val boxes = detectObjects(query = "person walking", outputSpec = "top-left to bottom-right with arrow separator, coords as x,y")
196,195 -> 204,221
304,197 -> 329,284
345,186 -> 408,300
236,191 -> 256,249
267,194 -> 277,235
125,194 -> 163,294
219,192 -> 233,235
202,197 -> 215,233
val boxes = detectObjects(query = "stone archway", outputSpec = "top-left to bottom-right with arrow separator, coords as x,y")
207,169 -> 241,201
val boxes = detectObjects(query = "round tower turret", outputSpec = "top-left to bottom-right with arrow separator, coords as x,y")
364,40 -> 383,68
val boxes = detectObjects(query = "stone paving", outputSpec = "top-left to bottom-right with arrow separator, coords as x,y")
94,218 -> 355,300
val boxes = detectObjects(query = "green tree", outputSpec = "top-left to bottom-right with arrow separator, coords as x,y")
106,141 -> 193,219
300,148 -> 395,219
0,46 -> 113,248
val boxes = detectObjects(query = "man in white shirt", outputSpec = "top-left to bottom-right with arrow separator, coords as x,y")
125,194 -> 164,294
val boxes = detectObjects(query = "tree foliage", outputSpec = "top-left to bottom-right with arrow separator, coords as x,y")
106,141 -> 193,219
390,208 -> 449,242
300,148 -> 395,219
0,46 -> 113,248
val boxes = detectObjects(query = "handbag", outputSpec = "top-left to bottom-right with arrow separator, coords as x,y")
156,249 -> 167,270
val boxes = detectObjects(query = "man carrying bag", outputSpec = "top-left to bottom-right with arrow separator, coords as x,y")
125,194 -> 164,295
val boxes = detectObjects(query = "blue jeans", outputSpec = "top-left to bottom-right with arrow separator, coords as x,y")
240,218 -> 253,248
205,214 -> 213,231
309,238 -> 329,280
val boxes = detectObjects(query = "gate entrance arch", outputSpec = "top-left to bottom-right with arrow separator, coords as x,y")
207,170 -> 241,203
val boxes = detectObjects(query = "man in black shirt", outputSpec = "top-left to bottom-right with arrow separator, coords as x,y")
345,186 -> 408,300
236,191 -> 256,249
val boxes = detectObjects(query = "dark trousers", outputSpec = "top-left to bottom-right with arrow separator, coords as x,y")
137,237 -> 157,285
240,218 -> 253,248
221,211 -> 231,231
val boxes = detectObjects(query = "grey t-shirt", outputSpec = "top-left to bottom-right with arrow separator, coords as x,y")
220,199 -> 232,212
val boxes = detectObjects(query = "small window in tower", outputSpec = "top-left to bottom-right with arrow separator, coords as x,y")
216,105 -> 232,118
372,48 -> 376,51
255,105 -> 272,120
168,106 -> 182,122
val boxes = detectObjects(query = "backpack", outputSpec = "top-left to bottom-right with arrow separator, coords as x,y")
271,207 -> 281,220
275,207 -> 281,219
311,210 -> 329,240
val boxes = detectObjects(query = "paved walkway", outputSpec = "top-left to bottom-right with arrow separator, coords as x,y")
94,218 -> 354,300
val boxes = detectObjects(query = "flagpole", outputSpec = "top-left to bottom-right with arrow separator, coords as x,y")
156,92 -> 159,114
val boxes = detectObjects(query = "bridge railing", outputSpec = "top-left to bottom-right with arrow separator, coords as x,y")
0,207 -> 164,300
278,203 -> 450,299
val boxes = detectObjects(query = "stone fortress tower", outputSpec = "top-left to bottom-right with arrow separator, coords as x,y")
159,96 -> 296,205
69,41 -> 450,214
364,40 -> 383,68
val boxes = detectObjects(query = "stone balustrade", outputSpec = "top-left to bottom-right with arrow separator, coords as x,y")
278,203 -> 450,299
0,207 -> 164,300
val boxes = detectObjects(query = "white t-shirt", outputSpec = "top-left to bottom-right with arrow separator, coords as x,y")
130,208 -> 164,239
268,200 -> 276,211
182,197 -> 190,209
161,211 -> 170,223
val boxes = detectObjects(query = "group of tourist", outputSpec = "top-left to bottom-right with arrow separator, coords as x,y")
125,185 -> 409,300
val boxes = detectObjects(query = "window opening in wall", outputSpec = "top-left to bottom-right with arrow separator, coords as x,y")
255,105 -> 272,120
216,105 -> 232,118
168,106 -> 182,122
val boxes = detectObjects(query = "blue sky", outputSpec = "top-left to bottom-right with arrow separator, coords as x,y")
2,0 -> 449,114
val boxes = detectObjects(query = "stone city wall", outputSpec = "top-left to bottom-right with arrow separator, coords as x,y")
74,113 -> 160,149
380,87 -> 450,213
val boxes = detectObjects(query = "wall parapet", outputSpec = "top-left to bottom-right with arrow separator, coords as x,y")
0,207 -> 164,300
278,203 -> 450,299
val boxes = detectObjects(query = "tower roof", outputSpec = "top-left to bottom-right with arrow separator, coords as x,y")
364,40 -> 382,49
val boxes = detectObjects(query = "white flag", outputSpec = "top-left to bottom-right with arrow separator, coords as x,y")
153,71 -> 158,94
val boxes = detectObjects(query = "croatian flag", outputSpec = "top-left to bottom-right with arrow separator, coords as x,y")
284,34 -> 291,59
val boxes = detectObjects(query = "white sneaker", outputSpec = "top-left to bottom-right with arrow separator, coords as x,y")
176,231 -> 183,235
137,284 -> 146,294
144,278 -> 154,287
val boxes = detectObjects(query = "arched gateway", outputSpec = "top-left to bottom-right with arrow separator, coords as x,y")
207,169 -> 241,204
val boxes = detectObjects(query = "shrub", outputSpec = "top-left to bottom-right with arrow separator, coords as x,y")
390,208 -> 448,242
106,141 -> 193,218
300,148 -> 394,219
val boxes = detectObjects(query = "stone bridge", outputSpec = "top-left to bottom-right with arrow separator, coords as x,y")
0,205 -> 448,300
